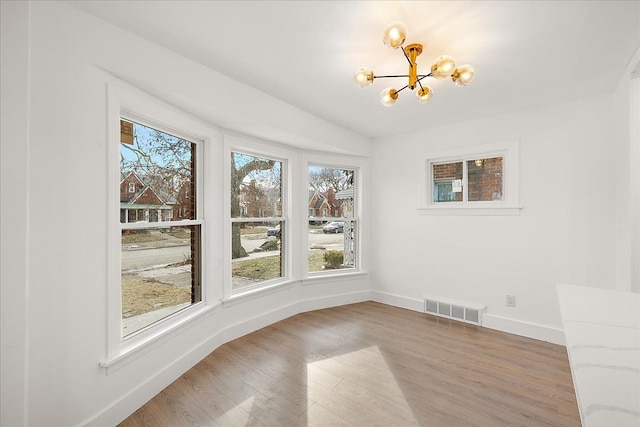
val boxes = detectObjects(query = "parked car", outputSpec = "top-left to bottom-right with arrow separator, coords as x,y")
267,224 -> 281,238
308,216 -> 325,225
322,221 -> 344,234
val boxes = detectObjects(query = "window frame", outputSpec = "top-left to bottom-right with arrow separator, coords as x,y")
418,140 -> 521,216
103,82 -> 220,372
118,116 -> 203,338
223,134 -> 293,300
305,159 -> 362,278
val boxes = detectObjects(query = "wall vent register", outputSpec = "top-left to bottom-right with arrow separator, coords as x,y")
423,295 -> 485,326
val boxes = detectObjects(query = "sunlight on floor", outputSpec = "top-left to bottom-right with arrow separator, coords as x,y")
221,395 -> 255,425
306,345 -> 417,425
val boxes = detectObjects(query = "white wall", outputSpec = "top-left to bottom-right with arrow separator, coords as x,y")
0,2 -> 371,426
1,2 -> 30,426
371,94 -> 617,342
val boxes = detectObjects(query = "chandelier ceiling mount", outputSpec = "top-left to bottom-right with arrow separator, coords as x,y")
354,21 -> 475,107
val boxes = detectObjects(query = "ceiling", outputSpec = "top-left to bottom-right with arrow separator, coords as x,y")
68,1 -> 639,140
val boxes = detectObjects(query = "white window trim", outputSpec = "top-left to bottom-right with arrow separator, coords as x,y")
224,134 -> 294,300
304,155 -> 365,278
418,140 -> 522,216
102,81 -> 221,372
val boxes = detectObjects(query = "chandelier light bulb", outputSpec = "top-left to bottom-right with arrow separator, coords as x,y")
416,86 -> 433,103
382,21 -> 407,49
380,87 -> 398,106
354,67 -> 374,88
452,64 -> 475,87
431,55 -> 456,79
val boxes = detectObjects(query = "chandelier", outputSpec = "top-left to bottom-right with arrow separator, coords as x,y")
354,21 -> 475,106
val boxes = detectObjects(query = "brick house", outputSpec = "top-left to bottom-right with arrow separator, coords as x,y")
120,171 -> 173,223
308,189 -> 331,219
173,177 -> 194,220
308,188 -> 350,219
237,180 -> 281,218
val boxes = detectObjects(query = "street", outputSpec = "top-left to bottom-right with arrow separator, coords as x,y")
122,245 -> 190,272
121,229 -> 346,272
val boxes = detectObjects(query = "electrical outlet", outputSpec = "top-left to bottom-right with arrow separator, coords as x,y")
506,295 -> 516,307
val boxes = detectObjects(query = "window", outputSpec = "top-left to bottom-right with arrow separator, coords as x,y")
230,151 -> 285,293
432,157 -> 504,203
308,165 -> 357,273
119,119 -> 201,337
420,141 -> 520,215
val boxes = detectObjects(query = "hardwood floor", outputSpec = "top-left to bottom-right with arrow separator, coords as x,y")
119,301 -> 581,426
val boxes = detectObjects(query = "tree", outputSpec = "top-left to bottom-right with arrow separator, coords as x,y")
121,125 -> 195,216
309,167 -> 353,193
231,153 -> 278,259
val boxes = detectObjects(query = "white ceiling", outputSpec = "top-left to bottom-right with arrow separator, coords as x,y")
68,1 -> 639,140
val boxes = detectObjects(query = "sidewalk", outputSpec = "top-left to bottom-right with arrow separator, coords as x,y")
122,231 -> 190,251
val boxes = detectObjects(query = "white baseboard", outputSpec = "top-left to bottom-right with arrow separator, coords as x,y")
370,290 -> 424,312
85,290 -> 371,427
371,290 -> 566,345
482,314 -> 565,345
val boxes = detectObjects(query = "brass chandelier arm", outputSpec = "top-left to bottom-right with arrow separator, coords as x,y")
373,73 -> 433,92
373,74 -> 411,79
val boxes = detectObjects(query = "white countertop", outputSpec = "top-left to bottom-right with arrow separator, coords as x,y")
557,283 -> 640,427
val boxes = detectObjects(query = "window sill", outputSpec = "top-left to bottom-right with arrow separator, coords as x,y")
222,279 -> 300,307
302,271 -> 369,285
99,302 -> 221,375
417,205 -> 522,216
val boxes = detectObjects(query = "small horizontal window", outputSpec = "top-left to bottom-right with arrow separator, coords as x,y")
419,141 -> 520,215
431,156 -> 504,203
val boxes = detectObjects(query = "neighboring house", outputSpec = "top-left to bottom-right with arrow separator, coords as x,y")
309,187 -> 352,218
173,178 -> 194,220
334,187 -> 354,217
120,171 -> 173,223
237,180 -> 280,218
308,189 -> 331,218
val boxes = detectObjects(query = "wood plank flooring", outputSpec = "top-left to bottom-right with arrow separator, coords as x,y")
119,301 -> 580,426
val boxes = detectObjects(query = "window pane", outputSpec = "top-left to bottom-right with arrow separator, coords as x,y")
309,220 -> 357,272
467,157 -> 503,201
232,221 -> 283,291
120,120 -> 195,223
308,166 -> 356,272
121,225 -> 201,337
231,152 -> 282,218
432,162 -> 463,202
